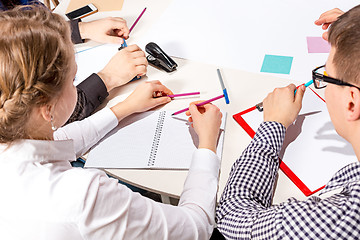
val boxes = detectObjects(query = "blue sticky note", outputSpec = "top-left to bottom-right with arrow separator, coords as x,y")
261,54 -> 293,74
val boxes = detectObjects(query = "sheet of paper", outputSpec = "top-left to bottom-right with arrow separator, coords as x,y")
85,111 -> 158,168
138,0 -> 358,83
85,111 -> 227,169
74,44 -> 120,86
260,55 -> 293,74
307,37 -> 331,53
241,89 -> 357,192
67,0 -> 124,13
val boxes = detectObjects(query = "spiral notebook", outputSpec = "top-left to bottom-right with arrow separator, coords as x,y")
84,111 -> 226,169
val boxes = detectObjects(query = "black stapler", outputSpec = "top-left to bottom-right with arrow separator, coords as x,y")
145,42 -> 177,72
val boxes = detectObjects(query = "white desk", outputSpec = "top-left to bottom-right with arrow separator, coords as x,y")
55,0 -> 323,203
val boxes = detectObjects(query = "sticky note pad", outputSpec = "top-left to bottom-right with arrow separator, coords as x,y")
261,54 -> 293,74
307,37 -> 330,53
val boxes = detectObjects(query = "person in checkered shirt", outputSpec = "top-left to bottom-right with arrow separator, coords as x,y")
215,5 -> 360,240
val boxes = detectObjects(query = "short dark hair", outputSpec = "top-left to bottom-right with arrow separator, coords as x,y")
328,5 -> 360,85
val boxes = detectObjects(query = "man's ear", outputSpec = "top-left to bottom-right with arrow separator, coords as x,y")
346,87 -> 360,121
39,104 -> 53,123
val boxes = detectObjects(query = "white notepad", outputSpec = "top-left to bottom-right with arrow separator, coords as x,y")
85,111 -> 227,169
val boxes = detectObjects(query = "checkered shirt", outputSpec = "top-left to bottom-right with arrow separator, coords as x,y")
216,121 -> 360,239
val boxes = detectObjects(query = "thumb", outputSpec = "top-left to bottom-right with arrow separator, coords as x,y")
295,84 -> 306,106
103,35 -> 123,44
153,96 -> 171,107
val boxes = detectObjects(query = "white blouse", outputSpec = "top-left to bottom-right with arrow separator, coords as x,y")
0,108 -> 220,240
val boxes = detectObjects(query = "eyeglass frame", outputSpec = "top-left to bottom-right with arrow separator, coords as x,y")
312,65 -> 360,90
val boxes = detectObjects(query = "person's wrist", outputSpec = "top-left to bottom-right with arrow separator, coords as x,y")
110,102 -> 135,122
78,22 -> 89,39
264,118 -> 288,128
97,71 -> 116,92
198,135 -> 217,153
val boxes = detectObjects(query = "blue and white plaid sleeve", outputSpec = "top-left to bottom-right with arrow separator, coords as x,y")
216,121 -> 285,239
216,121 -> 360,239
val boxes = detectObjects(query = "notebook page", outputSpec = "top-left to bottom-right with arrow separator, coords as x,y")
241,89 -> 357,192
153,112 -> 227,169
74,44 -> 119,86
85,111 -> 159,168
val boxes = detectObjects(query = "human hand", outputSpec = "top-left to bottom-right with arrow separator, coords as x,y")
263,84 -> 305,129
185,102 -> 222,153
78,17 -> 129,44
314,8 -> 344,41
97,45 -> 148,92
110,81 -> 173,121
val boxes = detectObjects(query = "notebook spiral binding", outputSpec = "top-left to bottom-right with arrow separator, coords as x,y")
148,111 -> 166,166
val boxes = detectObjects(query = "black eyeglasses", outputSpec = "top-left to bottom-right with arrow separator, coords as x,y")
312,65 -> 360,90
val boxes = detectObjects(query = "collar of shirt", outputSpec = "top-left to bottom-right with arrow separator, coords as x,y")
0,139 -> 76,163
319,161 -> 360,195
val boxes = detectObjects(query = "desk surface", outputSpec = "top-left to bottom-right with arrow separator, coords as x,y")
55,0 -> 325,203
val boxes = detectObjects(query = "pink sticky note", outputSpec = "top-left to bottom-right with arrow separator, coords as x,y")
307,37 -> 330,53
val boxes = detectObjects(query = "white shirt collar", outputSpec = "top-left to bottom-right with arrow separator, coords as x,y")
0,139 -> 76,163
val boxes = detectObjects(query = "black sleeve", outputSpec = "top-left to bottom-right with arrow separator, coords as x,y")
67,73 -> 109,124
69,19 -> 84,44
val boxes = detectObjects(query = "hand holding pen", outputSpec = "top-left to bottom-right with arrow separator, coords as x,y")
263,84 -> 306,128
186,102 -> 222,153
113,81 -> 172,118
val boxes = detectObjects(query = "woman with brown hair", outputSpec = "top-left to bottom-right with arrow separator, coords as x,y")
0,6 -> 223,240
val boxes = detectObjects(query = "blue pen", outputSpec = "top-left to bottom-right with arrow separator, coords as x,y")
118,39 -> 128,50
256,79 -> 314,112
216,69 -> 230,104
294,79 -> 313,94
118,39 -> 141,81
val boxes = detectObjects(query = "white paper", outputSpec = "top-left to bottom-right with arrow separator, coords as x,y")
138,0 -> 358,83
241,90 -> 356,192
85,111 -> 226,169
74,44 -> 120,86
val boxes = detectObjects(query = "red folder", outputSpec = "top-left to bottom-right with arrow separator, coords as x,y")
233,88 -> 326,196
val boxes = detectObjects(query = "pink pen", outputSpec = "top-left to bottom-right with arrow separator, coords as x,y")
168,92 -> 200,98
171,94 -> 224,116
129,7 -> 147,34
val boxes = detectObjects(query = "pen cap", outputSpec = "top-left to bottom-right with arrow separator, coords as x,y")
145,42 -> 177,72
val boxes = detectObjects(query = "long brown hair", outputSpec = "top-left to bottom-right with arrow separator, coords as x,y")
0,6 -> 74,143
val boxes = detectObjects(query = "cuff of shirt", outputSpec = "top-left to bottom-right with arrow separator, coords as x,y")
254,121 -> 286,154
190,148 -> 220,176
77,73 -> 109,108
70,19 -> 84,44
88,107 -> 119,136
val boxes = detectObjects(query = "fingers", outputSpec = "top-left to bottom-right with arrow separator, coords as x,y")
147,80 -> 173,96
124,44 -> 143,53
103,35 -> 125,44
287,84 -> 297,95
314,8 -> 344,25
189,103 -> 201,118
322,32 -> 329,41
152,95 -> 171,106
295,84 -> 306,106
107,17 -> 129,38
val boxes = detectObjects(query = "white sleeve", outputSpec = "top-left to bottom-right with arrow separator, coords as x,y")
79,148 -> 220,240
53,108 -> 118,158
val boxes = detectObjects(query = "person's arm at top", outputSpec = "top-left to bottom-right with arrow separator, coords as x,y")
216,84 -> 305,239
67,18 -> 147,123
69,17 -> 129,45
66,45 -> 147,123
